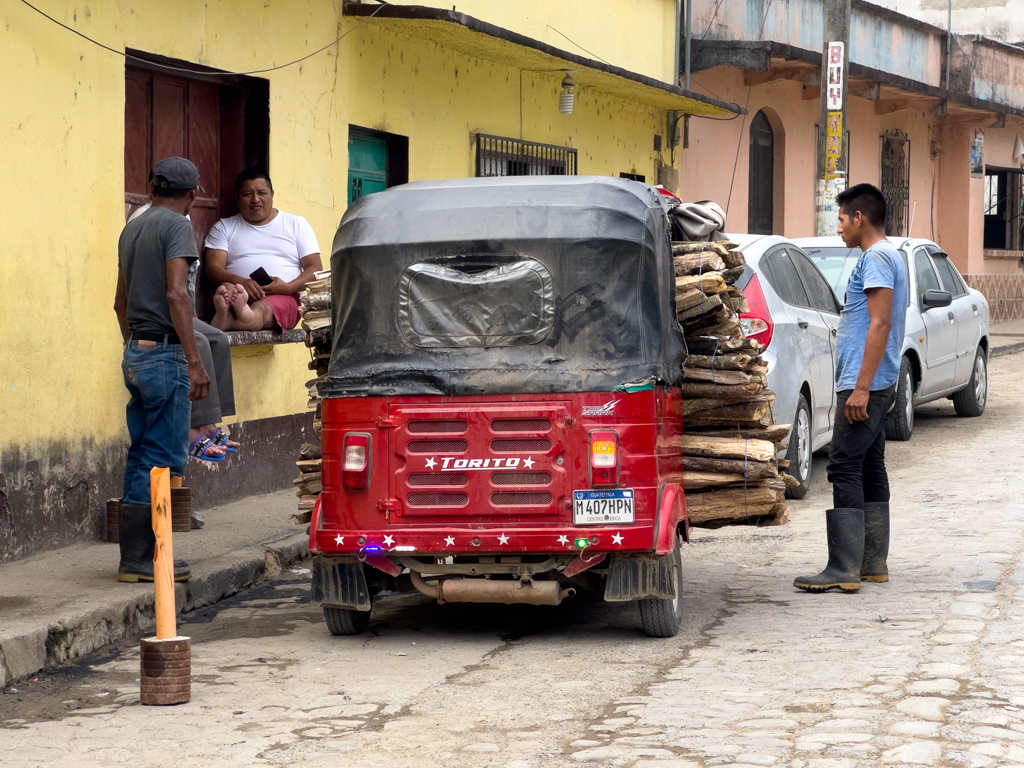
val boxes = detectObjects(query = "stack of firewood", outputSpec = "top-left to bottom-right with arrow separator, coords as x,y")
293,271 -> 331,523
670,241 -> 796,528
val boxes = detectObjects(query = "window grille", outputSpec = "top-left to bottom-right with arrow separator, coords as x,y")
476,134 -> 577,177
881,130 -> 911,236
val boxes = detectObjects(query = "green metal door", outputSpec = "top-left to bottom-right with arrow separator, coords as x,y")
348,134 -> 387,205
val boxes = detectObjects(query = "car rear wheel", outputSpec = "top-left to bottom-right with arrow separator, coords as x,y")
638,539 -> 683,638
785,394 -> 812,500
323,604 -> 372,636
953,348 -> 987,417
885,357 -> 914,441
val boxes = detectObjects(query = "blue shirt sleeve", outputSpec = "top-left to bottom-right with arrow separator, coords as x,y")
861,250 -> 897,292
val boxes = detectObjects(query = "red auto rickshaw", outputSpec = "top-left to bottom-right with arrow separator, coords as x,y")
309,176 -> 689,637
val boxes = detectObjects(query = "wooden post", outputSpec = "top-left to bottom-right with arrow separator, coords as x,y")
141,467 -> 191,706
150,467 -> 176,640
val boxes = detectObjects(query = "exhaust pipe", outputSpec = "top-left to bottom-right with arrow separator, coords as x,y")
410,571 -> 576,606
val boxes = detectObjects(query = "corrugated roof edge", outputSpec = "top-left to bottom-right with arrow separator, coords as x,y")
341,1 -> 746,116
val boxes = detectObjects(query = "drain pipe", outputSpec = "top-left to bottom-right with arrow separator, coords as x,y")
945,0 -> 952,91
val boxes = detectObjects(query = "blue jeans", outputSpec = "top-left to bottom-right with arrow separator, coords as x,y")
122,341 -> 192,506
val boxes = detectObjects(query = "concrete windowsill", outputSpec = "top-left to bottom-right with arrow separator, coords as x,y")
227,329 -> 306,347
983,249 -> 1024,260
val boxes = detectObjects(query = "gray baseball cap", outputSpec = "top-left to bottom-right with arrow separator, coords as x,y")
151,157 -> 201,191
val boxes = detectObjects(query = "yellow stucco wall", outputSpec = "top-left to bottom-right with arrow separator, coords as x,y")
389,0 -> 680,84
1,0 -> 683,455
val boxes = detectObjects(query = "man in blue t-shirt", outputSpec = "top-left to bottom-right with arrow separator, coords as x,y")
795,183 -> 908,594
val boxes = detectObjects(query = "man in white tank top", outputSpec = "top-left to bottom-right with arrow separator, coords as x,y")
204,168 -> 322,333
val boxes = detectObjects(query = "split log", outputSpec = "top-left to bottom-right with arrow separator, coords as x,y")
672,241 -> 739,257
683,486 -> 779,520
675,273 -> 726,295
297,495 -> 319,510
676,289 -> 721,312
676,295 -> 723,323
296,459 -> 322,474
299,442 -> 322,460
307,327 -> 332,347
781,473 -> 800,488
721,266 -> 745,284
675,434 -> 777,462
293,473 -> 322,496
719,289 -> 748,314
681,392 -> 773,417
682,367 -> 754,385
690,316 -> 743,338
292,510 -> 313,524
685,401 -> 771,425
683,455 -> 778,479
301,292 -> 329,312
684,353 -> 756,371
679,472 -> 776,490
685,336 -> 762,356
673,252 -> 726,276
679,381 -> 762,399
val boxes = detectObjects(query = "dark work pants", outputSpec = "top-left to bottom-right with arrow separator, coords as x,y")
826,387 -> 896,510
190,319 -> 236,428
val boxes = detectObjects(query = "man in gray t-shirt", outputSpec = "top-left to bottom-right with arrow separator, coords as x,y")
113,157 -> 209,584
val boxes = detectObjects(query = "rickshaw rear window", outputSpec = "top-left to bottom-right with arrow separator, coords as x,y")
398,258 -> 554,348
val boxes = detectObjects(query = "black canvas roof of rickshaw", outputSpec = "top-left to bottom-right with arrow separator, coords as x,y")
319,176 -> 686,398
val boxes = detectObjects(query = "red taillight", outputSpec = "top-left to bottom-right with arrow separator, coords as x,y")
740,272 -> 774,348
342,433 -> 371,490
589,430 -> 619,486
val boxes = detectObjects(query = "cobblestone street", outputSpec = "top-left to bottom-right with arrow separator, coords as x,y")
3,352 -> 1022,768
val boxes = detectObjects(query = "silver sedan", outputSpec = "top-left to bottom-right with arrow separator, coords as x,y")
794,236 -> 990,441
729,235 -> 843,499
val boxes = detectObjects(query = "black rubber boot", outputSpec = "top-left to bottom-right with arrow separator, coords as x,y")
793,508 -> 864,593
861,502 -> 890,582
117,503 -> 191,583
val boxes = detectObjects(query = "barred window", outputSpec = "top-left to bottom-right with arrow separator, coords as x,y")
476,134 -> 577,177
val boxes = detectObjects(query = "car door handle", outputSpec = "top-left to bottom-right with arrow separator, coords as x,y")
831,327 -> 837,336
798,320 -> 809,329
947,311 -> 955,321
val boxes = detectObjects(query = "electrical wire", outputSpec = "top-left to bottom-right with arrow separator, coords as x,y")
546,25 -> 611,65
16,0 -> 388,76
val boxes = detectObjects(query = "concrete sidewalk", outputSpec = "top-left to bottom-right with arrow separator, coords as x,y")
0,489 -> 307,687
991,318 -> 1024,358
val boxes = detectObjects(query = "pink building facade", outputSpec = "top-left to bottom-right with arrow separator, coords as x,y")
680,0 -> 1024,321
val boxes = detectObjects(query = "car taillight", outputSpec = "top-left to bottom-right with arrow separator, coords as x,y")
740,273 -> 774,348
342,433 -> 371,490
589,430 -> 619,486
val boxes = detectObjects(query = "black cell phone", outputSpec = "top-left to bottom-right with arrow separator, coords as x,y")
249,267 -> 273,286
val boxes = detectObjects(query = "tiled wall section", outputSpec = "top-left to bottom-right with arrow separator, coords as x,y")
965,273 -> 1024,324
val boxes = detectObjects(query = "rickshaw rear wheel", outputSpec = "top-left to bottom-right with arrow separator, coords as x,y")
638,538 -> 683,638
323,604 -> 372,636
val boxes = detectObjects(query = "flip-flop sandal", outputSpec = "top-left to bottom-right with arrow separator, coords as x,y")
189,434 -> 226,462
209,428 -> 239,453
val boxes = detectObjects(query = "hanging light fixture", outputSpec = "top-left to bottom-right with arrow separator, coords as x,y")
558,70 -> 576,114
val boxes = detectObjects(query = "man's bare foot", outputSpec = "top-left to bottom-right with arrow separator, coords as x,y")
189,427 -> 225,458
211,284 -> 233,330
230,284 -> 256,324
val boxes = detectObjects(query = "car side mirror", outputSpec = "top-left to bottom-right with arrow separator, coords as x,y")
921,289 -> 952,309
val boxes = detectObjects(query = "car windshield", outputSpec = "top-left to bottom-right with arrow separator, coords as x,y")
803,247 -> 861,296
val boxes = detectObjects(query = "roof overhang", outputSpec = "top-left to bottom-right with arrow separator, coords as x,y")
693,39 -> 1023,123
342,2 -> 744,117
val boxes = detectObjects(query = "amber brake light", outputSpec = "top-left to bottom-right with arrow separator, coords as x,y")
589,430 -> 619,486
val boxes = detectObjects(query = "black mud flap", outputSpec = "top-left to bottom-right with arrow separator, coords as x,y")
603,553 -> 677,602
311,556 -> 372,611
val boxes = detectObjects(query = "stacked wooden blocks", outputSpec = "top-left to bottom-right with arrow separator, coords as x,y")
294,271 -> 331,524
672,241 -> 797,528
